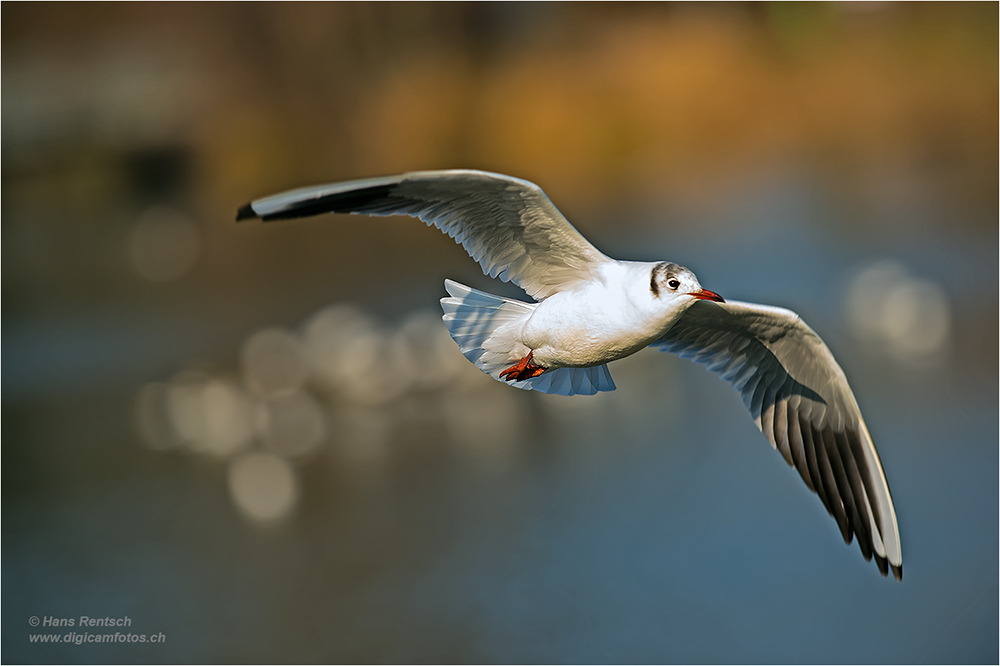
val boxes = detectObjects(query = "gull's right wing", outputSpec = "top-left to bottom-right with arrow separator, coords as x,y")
237,170 -> 613,301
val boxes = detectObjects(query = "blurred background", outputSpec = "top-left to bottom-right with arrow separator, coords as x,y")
3,2 -> 997,663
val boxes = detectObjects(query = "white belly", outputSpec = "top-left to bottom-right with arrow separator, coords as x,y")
519,286 -> 667,368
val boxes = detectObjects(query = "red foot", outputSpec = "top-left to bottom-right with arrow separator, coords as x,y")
499,351 -> 547,382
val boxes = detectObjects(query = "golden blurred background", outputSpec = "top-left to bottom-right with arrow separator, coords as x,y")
3,3 -> 997,663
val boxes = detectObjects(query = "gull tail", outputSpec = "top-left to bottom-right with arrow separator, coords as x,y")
440,280 -> 615,396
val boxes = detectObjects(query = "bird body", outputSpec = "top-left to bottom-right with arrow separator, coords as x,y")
517,260 -> 696,369
238,169 -> 902,580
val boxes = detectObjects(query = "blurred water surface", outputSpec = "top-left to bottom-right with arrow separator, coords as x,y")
3,3 -> 997,664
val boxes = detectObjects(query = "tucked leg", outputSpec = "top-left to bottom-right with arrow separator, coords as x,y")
499,351 -> 546,382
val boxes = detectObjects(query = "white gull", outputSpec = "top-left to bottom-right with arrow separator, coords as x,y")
237,169 -> 902,580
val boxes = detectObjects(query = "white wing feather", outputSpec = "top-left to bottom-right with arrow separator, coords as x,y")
241,170 -> 612,301
653,299 -> 902,579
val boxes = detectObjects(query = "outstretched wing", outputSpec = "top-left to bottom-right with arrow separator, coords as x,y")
652,299 -> 902,580
237,170 -> 612,301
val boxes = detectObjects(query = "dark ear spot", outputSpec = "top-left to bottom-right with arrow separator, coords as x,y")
650,261 -> 677,298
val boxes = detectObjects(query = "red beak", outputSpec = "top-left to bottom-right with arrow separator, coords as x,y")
689,288 -> 725,303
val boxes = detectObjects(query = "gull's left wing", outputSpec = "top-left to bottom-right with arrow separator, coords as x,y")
652,299 -> 902,579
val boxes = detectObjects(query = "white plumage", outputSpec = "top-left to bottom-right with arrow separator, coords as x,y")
238,169 -> 902,580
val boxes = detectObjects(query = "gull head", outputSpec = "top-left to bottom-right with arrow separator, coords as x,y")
649,262 -> 725,307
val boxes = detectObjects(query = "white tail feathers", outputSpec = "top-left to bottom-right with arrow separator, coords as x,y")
440,280 -> 615,396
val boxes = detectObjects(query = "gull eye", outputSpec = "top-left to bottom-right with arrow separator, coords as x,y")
667,278 -> 680,290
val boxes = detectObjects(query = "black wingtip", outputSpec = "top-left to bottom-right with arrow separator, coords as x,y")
891,563 -> 903,581
236,203 -> 258,222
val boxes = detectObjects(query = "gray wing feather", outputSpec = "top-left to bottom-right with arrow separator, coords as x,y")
242,170 -> 611,301
653,299 -> 902,579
